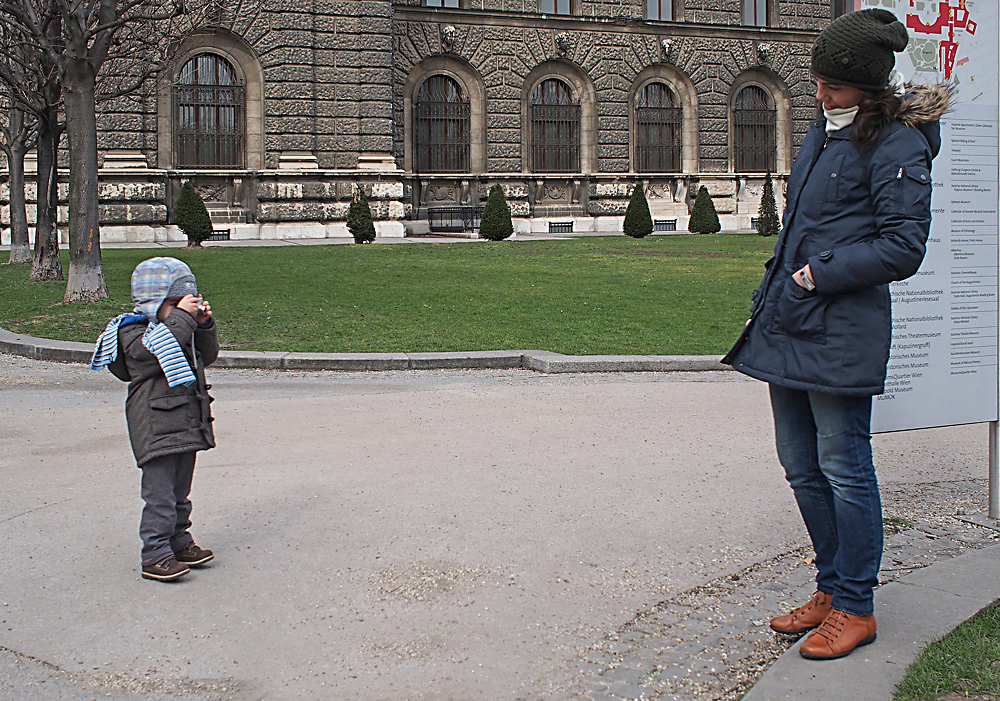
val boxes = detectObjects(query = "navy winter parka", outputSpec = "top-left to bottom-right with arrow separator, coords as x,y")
723,86 -> 950,395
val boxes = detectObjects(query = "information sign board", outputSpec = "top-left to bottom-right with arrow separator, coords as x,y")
870,0 -> 999,433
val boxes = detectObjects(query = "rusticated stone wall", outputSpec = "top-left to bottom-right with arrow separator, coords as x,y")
394,18 -> 816,175
399,0 -> 831,29
97,0 -> 396,171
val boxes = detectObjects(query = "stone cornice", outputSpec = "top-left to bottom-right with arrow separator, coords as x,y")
394,6 -> 821,43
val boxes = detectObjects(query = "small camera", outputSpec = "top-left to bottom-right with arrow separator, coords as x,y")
197,297 -> 208,314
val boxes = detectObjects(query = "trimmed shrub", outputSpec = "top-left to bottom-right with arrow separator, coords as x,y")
623,182 -> 653,239
479,183 -> 514,241
756,172 -> 780,237
174,181 -> 213,247
347,186 -> 376,244
688,185 -> 721,234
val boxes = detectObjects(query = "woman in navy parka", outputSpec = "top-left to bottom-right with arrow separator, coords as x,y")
722,9 -> 952,660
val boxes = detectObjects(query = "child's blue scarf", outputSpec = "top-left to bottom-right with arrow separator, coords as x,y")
91,313 -> 197,387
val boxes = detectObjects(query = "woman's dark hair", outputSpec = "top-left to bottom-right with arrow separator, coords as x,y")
815,85 -> 901,151
850,87 -> 900,150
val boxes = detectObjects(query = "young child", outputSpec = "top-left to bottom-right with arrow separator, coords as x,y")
92,257 -> 219,581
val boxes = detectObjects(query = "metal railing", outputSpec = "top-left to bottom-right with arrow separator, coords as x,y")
428,206 -> 484,233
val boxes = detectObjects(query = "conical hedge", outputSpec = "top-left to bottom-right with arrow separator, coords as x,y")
174,181 -> 213,247
756,172 -> 780,237
479,184 -> 513,241
623,182 -> 653,238
347,186 -> 376,244
688,185 -> 721,234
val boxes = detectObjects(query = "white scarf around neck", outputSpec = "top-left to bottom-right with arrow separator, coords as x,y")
823,70 -> 907,136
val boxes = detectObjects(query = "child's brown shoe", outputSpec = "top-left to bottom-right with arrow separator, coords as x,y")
175,542 -> 214,567
142,555 -> 190,581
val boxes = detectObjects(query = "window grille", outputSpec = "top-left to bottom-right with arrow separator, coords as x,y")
733,85 -> 776,173
426,0 -> 460,6
636,82 -> 682,173
540,0 -> 572,14
172,54 -> 245,168
414,75 -> 470,173
742,0 -> 767,25
645,0 -> 673,20
654,219 -> 677,231
428,206 -> 484,232
208,229 -> 231,241
531,79 -> 580,173
549,221 -> 574,233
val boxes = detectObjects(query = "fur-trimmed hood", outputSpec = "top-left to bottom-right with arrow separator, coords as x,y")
897,82 -> 956,127
896,82 -> 955,159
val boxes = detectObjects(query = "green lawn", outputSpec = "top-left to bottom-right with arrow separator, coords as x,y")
0,235 -> 774,355
894,603 -> 1000,701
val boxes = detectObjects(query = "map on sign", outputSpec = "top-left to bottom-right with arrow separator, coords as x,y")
851,0 -> 997,105
867,0 -> 999,433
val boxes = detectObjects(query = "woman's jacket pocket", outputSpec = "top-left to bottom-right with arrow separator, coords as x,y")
776,276 -> 828,341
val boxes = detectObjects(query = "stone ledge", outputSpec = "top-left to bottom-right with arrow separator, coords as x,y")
0,327 -> 732,374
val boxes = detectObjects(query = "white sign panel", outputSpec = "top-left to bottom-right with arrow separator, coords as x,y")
871,0 -> 999,433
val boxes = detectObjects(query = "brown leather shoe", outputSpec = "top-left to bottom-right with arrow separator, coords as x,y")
799,608 -> 877,660
769,591 -> 832,634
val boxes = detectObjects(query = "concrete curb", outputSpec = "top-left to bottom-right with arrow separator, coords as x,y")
743,543 -> 1000,701
0,327 -> 732,373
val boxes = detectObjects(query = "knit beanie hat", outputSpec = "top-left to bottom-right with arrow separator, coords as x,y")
811,9 -> 909,91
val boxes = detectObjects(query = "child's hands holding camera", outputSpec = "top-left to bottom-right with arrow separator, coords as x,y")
177,294 -> 212,324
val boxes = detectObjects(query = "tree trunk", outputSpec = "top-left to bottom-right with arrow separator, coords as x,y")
30,114 -> 63,282
7,145 -> 31,264
62,60 -> 107,302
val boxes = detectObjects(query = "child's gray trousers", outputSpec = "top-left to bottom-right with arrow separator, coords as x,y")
140,452 -> 196,566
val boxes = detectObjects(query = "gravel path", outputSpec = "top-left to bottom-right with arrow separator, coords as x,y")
2,354 -> 995,700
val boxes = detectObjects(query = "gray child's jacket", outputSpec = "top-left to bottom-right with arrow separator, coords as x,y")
110,311 -> 219,466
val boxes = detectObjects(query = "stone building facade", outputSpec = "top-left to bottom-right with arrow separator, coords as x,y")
1,0 -> 835,242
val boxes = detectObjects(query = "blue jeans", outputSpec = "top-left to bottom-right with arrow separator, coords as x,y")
769,384 -> 882,617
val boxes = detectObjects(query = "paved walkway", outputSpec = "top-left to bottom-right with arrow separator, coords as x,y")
2,351 -> 998,700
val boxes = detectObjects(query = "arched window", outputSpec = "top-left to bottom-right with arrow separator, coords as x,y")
636,82 -> 682,173
414,75 -> 470,173
530,78 -> 580,173
733,85 -> 776,173
172,54 -> 245,168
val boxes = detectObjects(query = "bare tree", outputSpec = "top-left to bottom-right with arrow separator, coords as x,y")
0,98 -> 37,264
0,13 -> 64,281
0,0 -> 196,301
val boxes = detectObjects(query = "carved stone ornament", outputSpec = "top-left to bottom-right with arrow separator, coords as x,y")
196,183 -> 227,203
660,38 -> 673,63
757,42 -> 772,65
554,32 -> 571,57
544,185 -> 566,201
429,185 -> 456,202
440,25 -> 457,53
